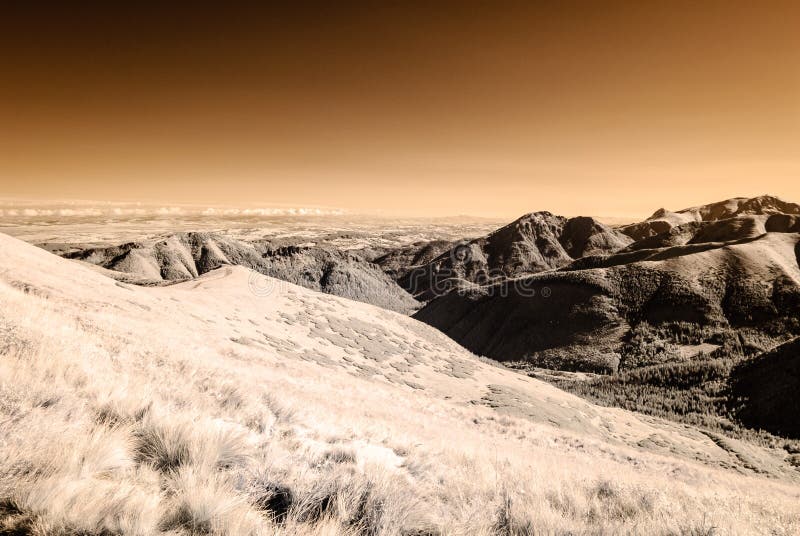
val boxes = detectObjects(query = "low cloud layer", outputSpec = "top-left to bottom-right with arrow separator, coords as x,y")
0,202 -> 346,219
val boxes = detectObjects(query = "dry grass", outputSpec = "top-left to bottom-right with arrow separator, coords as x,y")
0,256 -> 799,535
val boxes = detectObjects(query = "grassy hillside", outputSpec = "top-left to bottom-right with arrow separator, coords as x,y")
1,233 -> 799,535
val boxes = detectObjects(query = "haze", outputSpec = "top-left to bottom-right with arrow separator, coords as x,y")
1,3 -> 798,218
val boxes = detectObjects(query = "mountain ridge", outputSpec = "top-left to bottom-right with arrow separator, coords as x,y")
60,231 -> 420,313
397,211 -> 631,300
415,214 -> 800,372
621,195 -> 800,241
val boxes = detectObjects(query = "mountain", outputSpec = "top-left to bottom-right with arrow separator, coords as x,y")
619,195 -> 800,241
0,232 -> 797,534
243,245 -> 420,314
730,338 -> 800,439
415,230 -> 800,373
58,232 -> 419,313
371,239 -> 453,279
62,233 -> 264,280
397,212 -> 631,300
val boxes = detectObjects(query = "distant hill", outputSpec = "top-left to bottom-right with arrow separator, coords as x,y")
415,201 -> 800,373
619,195 -> 800,241
396,212 -> 631,300
59,232 -> 420,313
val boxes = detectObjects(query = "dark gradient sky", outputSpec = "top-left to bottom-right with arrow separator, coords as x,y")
1,2 -> 799,218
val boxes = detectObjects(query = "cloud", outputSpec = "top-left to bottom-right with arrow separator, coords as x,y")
0,203 -> 346,219
201,207 -> 345,216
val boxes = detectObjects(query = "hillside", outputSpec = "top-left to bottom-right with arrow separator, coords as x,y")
415,231 -> 800,373
730,338 -> 800,439
371,239 -> 453,280
59,232 -> 419,314
1,232 -> 798,534
539,337 -> 800,454
397,212 -> 631,300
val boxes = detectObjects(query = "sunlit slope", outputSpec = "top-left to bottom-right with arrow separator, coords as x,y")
58,231 -> 419,313
0,233 -> 797,535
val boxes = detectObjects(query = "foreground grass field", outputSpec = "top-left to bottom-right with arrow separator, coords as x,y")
0,233 -> 798,535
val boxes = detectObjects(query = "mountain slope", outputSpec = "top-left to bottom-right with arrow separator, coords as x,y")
61,232 -> 419,313
371,239 -> 453,280
730,338 -> 800,439
415,232 -> 800,373
399,212 -> 631,300
1,232 -> 798,534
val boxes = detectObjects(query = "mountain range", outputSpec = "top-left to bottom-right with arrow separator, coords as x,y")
2,230 -> 798,533
47,195 -> 800,377
56,232 -> 419,314
413,195 -> 800,372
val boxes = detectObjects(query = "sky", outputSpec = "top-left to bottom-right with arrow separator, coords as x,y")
1,2 -> 799,219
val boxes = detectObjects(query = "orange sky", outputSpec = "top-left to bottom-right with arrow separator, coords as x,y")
1,2 -> 799,218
